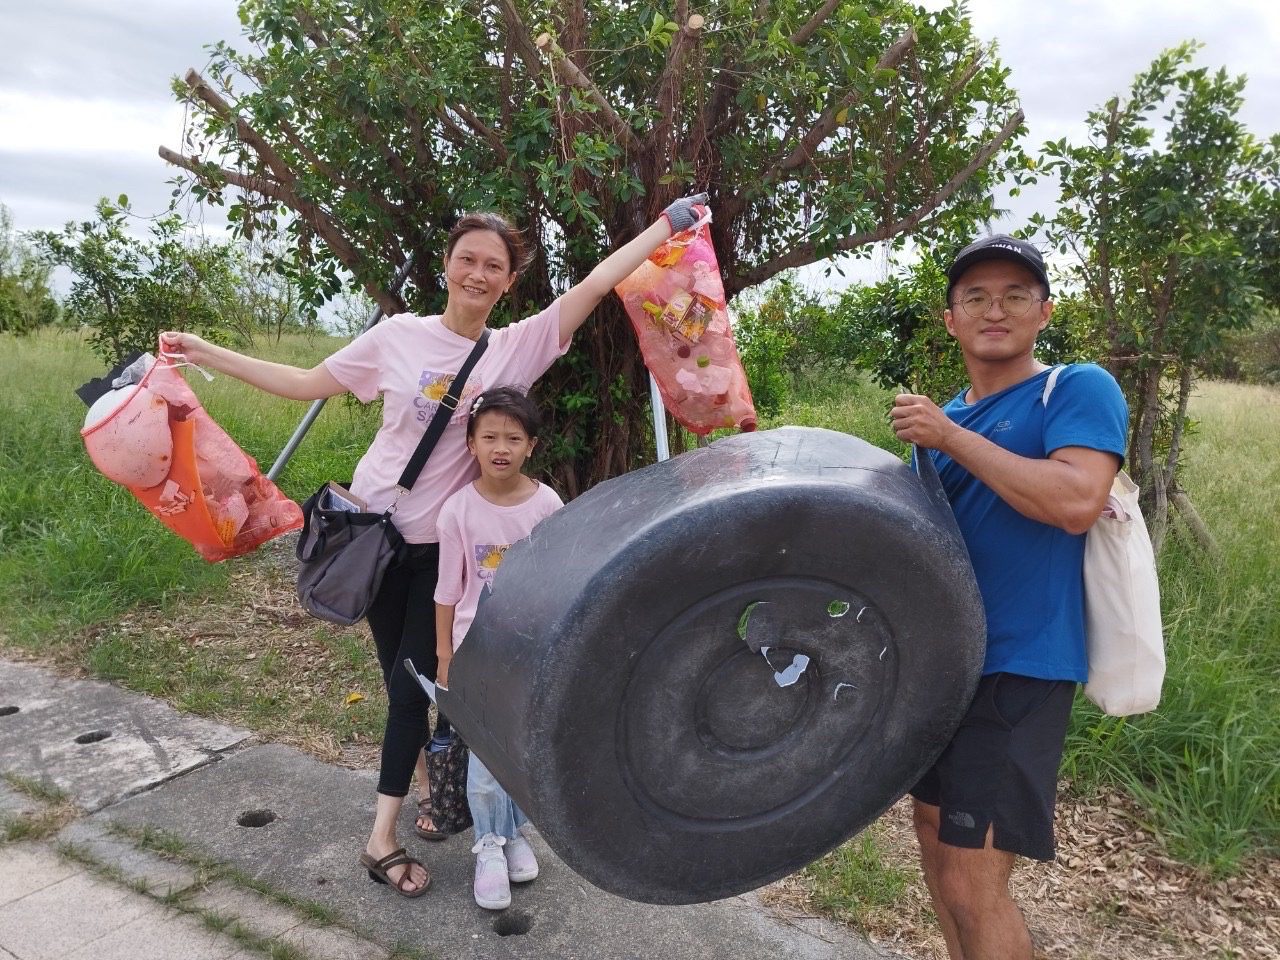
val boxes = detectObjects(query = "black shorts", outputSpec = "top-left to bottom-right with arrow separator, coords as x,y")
910,672 -> 1075,862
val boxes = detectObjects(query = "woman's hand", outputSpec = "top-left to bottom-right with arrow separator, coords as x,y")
436,658 -> 451,691
661,192 -> 710,234
159,330 -> 213,365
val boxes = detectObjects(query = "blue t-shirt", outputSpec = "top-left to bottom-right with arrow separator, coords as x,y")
930,364 -> 1128,682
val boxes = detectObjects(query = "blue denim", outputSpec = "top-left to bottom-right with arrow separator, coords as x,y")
468,753 -> 528,841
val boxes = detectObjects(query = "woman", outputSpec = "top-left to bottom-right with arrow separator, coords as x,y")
160,193 -> 707,898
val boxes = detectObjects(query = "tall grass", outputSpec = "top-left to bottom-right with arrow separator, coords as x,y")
1061,382 -> 1280,873
0,329 -> 377,645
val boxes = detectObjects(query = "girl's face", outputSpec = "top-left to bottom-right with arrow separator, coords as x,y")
467,411 -> 536,481
444,229 -> 515,314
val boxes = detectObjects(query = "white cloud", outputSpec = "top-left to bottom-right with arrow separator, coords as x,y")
0,91 -> 188,158
1,0 -> 243,233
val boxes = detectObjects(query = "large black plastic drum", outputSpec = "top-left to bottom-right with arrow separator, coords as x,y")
438,426 -> 984,904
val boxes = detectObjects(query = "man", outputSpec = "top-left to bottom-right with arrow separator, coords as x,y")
890,235 -> 1128,959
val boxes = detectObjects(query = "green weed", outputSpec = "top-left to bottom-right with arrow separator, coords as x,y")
800,828 -> 913,931
4,772 -> 70,804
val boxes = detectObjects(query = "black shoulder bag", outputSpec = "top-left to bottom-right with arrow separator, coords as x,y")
295,330 -> 490,625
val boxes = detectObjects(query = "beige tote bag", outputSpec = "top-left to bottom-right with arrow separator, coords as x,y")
1044,367 -> 1165,715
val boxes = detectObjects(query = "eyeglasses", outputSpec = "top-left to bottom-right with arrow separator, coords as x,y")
954,291 -> 1045,319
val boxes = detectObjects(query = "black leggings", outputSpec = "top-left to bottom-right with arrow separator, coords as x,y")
365,542 -> 450,798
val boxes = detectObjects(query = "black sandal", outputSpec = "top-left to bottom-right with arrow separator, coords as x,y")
414,797 -> 448,841
359,848 -> 430,898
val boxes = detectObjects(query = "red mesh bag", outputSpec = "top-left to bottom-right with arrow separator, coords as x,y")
615,212 -> 757,435
81,353 -> 303,562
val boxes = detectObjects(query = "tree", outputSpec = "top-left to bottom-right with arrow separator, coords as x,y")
33,198 -> 264,363
1037,44 -> 1280,552
163,0 -> 1031,493
0,203 -> 60,334
212,237 -> 321,346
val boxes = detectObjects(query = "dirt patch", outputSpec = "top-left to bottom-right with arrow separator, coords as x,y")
764,793 -> 1279,959
9,538 -> 387,769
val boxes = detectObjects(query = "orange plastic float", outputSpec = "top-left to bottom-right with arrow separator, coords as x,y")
81,353 -> 302,562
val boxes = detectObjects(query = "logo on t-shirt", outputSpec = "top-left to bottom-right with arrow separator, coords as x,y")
474,543 -> 511,590
414,369 -> 483,423
994,419 -> 1013,432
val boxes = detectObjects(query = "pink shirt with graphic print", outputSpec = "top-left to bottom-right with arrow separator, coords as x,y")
434,481 -> 564,650
322,301 -> 567,542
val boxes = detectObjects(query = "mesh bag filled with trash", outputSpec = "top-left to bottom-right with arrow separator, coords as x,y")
614,209 -> 757,435
78,350 -> 303,562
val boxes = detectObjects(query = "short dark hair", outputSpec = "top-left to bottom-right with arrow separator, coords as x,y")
466,386 -> 542,440
445,212 -> 533,275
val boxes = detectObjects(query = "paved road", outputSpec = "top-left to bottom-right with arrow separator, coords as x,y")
0,658 -> 898,960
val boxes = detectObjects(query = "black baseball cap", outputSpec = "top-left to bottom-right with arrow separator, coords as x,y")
946,234 -> 1051,300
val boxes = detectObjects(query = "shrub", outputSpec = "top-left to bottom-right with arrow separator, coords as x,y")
0,202 -> 59,334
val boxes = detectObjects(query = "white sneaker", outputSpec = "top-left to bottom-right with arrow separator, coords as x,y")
504,834 -> 539,883
471,833 -> 511,910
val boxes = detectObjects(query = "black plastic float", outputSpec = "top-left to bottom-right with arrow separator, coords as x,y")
439,426 -> 985,905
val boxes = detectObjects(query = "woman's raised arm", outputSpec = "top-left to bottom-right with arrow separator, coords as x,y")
159,331 -> 348,402
556,193 -> 708,345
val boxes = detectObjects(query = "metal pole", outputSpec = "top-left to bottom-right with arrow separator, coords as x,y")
649,373 -> 670,462
267,254 -> 417,481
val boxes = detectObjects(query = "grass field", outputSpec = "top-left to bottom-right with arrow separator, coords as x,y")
1,330 -> 1276,882
1061,381 -> 1280,873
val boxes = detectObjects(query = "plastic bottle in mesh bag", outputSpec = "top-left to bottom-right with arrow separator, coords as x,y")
80,350 -> 303,561
614,210 -> 757,435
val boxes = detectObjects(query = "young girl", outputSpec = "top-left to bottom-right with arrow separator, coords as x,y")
433,386 -> 562,910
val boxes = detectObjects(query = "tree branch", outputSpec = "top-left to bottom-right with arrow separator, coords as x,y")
535,32 -> 642,154
448,103 -> 509,160
492,0 -> 547,82
649,14 -> 705,164
182,70 -> 295,185
790,0 -> 842,46
1170,486 -> 1220,556
883,50 -> 986,179
384,16 -> 511,163
771,29 -> 916,180
729,107 -> 1025,292
293,9 -> 437,209
158,145 -> 404,316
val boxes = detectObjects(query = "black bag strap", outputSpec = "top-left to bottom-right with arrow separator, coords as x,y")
913,443 -> 951,515
395,328 -> 490,493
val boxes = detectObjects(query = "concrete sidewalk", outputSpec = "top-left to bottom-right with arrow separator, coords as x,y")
0,658 -> 897,960
1,841 -> 257,960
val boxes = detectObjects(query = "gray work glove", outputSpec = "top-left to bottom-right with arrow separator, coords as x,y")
661,192 -> 710,233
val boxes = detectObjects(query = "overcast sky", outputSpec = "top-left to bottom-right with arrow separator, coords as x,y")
2,1 -> 1277,286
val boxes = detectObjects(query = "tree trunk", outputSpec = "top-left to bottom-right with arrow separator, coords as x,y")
537,295 -> 651,498
1169,486 -> 1219,557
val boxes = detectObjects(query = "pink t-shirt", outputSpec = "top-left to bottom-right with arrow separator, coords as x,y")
322,301 -> 568,542
434,480 -> 564,650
